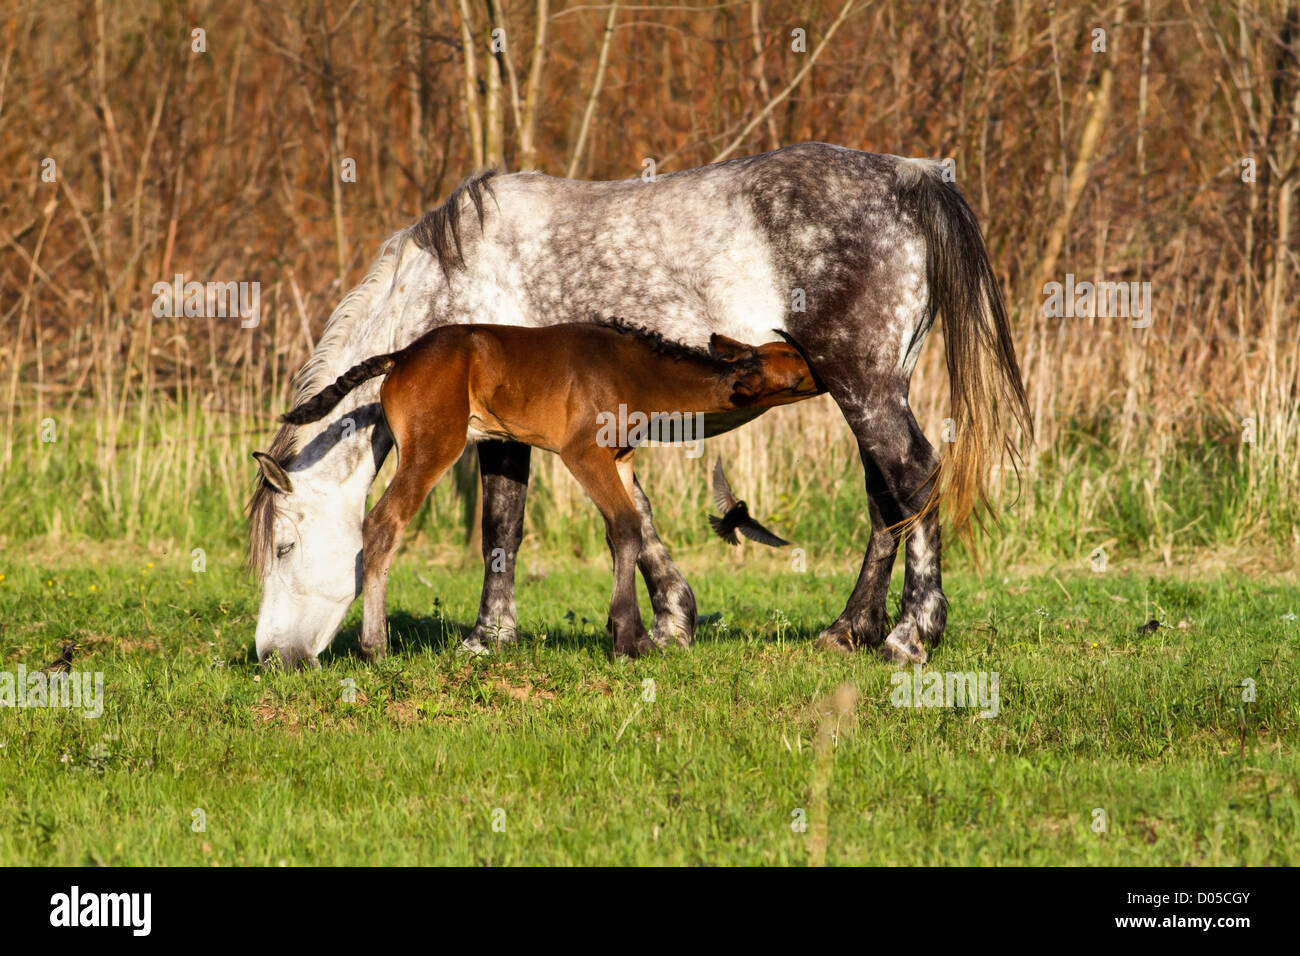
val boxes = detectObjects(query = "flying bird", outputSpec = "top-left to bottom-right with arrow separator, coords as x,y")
709,460 -> 791,547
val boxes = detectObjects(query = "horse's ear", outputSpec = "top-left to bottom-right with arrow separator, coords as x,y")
253,451 -> 294,494
709,334 -> 758,362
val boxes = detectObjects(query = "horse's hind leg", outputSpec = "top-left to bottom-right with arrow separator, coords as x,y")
837,402 -> 943,663
815,477 -> 899,654
790,317 -> 944,661
632,475 -> 697,647
465,440 -> 531,652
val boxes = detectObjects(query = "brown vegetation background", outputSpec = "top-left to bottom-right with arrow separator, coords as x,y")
1,0 -> 1297,560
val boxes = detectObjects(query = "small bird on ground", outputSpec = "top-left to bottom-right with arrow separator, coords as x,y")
43,640 -> 78,673
709,460 -> 791,547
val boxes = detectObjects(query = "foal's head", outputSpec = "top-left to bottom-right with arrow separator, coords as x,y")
708,334 -> 822,408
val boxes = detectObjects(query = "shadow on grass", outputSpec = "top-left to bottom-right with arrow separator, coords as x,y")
329,611 -> 618,660
246,605 -> 848,672
329,611 -> 469,660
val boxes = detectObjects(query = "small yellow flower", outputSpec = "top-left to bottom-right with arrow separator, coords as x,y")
146,562 -> 154,569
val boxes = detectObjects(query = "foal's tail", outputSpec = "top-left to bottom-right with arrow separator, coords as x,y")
894,158 -> 1033,539
280,354 -> 396,425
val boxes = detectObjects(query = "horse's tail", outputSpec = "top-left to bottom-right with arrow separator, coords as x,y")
280,354 -> 397,425
894,157 -> 1032,539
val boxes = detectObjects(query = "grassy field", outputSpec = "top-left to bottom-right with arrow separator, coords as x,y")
1,537 -> 1296,866
5,0 -> 1298,871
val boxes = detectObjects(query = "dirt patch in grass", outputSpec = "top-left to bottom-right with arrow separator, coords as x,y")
386,699 -> 422,724
252,701 -> 304,734
495,678 -> 556,703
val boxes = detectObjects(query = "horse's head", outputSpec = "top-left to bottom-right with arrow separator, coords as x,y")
709,334 -> 822,407
249,448 -> 365,669
753,340 -> 822,403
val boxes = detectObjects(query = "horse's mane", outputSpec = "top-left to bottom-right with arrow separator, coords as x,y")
246,230 -> 411,577
249,173 -> 503,575
409,169 -> 499,278
593,315 -> 756,372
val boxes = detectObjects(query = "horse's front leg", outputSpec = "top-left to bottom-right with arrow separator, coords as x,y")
361,448 -> 461,660
464,440 -> 531,653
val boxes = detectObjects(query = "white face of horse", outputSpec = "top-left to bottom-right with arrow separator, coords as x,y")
252,452 -> 362,668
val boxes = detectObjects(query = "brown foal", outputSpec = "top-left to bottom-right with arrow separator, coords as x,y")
283,320 -> 821,659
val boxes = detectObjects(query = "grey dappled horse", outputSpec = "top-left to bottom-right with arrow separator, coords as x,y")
249,142 -> 1029,667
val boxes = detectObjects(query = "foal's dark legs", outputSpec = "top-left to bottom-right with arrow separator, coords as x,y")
362,431 -> 469,660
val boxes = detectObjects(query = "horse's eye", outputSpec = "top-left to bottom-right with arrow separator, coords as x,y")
276,543 -> 295,559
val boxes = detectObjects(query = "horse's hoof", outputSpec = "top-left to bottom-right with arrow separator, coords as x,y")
259,648 -> 320,671
650,587 -> 697,649
360,643 -> 387,663
458,636 -> 490,657
651,616 -> 694,650
880,623 -> 927,664
612,631 -> 658,660
467,621 -> 518,648
814,622 -> 856,654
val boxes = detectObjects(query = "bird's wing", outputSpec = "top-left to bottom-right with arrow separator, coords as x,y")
738,517 -> 790,548
712,459 -> 738,512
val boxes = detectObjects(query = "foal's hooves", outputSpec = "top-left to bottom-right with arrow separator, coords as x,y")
360,642 -> 388,662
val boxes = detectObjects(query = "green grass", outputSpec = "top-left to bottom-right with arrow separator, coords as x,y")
4,407 -> 1298,568
0,540 -> 1296,865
